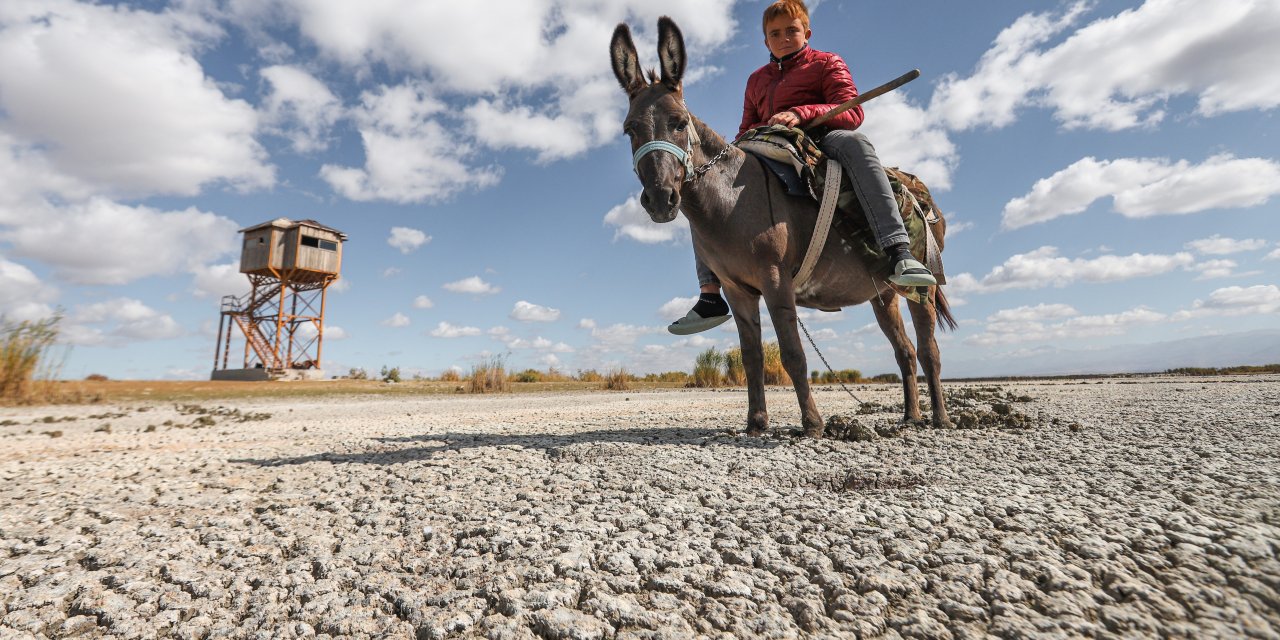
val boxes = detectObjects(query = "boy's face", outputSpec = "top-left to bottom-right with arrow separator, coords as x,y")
764,15 -> 810,59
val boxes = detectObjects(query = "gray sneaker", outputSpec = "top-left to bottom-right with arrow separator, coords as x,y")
888,257 -> 937,287
668,308 -> 732,335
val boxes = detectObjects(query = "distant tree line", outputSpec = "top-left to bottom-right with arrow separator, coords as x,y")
1164,364 -> 1280,376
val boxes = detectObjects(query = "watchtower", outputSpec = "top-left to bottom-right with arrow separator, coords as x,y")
212,218 -> 347,381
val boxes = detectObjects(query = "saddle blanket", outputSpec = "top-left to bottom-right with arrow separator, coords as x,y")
736,125 -> 947,303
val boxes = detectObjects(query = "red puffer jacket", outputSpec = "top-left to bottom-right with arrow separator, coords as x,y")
737,45 -> 862,139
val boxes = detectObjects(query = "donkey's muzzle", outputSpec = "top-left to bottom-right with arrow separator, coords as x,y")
641,185 -> 680,222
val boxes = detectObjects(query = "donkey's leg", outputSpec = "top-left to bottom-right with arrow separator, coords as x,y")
722,284 -> 769,436
870,291 -> 923,423
906,292 -> 951,428
761,279 -> 824,438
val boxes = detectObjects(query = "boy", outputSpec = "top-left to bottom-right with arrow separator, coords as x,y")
669,0 -> 935,335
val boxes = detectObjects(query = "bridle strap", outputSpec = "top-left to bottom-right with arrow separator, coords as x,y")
632,140 -> 695,182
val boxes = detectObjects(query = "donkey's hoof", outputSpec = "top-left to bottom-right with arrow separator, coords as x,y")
745,427 -> 767,437
803,426 -> 825,439
933,417 -> 955,429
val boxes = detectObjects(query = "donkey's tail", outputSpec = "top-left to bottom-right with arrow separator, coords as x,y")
934,287 -> 958,332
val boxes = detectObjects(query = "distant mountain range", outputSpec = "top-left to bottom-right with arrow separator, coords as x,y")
950,330 -> 1280,378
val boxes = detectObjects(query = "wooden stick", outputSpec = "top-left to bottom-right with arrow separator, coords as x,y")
804,69 -> 921,130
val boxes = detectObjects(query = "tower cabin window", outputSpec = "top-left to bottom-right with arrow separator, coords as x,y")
301,236 -> 338,251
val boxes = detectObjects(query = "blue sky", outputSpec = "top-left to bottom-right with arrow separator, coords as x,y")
1,0 -> 1277,380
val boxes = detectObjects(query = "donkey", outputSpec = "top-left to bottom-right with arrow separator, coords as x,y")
610,18 -> 956,437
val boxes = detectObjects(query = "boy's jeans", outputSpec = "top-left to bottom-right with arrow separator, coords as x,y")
693,129 -> 909,288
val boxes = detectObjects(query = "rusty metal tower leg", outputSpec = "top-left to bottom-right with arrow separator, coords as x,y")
214,314 -> 225,371
317,282 -> 329,369
275,279 -> 287,369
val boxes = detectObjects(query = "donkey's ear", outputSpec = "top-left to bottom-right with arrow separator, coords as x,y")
657,16 -> 685,91
610,24 -> 644,95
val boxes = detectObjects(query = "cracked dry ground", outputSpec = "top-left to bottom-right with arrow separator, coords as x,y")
2,377 -> 1279,639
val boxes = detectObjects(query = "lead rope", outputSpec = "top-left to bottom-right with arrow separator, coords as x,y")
798,317 -> 864,406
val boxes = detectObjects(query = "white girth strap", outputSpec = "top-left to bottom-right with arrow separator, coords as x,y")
794,159 -> 841,290
902,186 -> 947,284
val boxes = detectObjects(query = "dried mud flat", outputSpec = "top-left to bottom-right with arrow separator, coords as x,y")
2,376 -> 1279,639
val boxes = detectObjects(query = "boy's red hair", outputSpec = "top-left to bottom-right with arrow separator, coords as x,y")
762,0 -> 809,34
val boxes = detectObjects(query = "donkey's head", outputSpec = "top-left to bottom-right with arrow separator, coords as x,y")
610,17 -> 696,223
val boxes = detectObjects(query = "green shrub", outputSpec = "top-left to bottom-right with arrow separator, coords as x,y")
724,347 -> 746,386
762,341 -> 790,386
379,366 -> 401,383
691,348 -> 724,388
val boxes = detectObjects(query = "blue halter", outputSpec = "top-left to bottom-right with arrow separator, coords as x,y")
632,139 -> 695,182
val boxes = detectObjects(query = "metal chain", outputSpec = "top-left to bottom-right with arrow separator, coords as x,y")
691,145 -> 732,179
798,317 -> 865,406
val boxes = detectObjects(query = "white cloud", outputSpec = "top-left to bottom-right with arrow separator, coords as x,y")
603,193 -> 690,244
501,335 -> 574,352
0,255 -> 57,322
231,1 -> 738,93
1173,285 -> 1280,319
262,0 -> 736,165
320,83 -> 502,203
191,263 -> 247,299
510,301 -> 561,323
1002,155 -> 1280,229
1184,235 -> 1269,255
1190,259 -> 1240,281
413,295 -> 434,309
797,308 -> 847,324
932,1 -> 1280,132
658,296 -> 699,319
430,321 -> 481,338
857,92 -> 958,191
1,199 -> 239,285
967,302 -> 1166,346
587,322 -> 660,347
387,226 -> 431,254
298,323 -> 348,340
0,0 -> 273,197
65,298 -> 185,346
443,276 -> 500,295
1266,248 -> 1280,261
381,312 -> 410,328
578,318 -> 597,330
381,267 -> 402,278
259,64 -> 342,153
952,246 -> 1195,293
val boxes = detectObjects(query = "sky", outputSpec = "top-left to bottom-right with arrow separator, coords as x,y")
1,0 -> 1278,381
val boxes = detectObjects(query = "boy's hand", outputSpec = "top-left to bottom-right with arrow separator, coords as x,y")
768,111 -> 800,127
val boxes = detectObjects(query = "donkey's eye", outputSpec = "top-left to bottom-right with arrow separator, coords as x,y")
674,122 -> 687,132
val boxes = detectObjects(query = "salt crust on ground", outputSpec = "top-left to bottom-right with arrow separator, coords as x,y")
2,377 -> 1278,639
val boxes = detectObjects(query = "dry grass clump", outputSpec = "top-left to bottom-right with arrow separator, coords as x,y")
691,348 -> 724,388
762,341 -> 791,386
438,368 -> 462,382
575,369 -> 603,383
1,316 -> 62,405
811,369 -> 862,384
724,347 -> 746,386
603,367 -> 631,391
469,356 -> 511,393
512,367 -> 574,383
